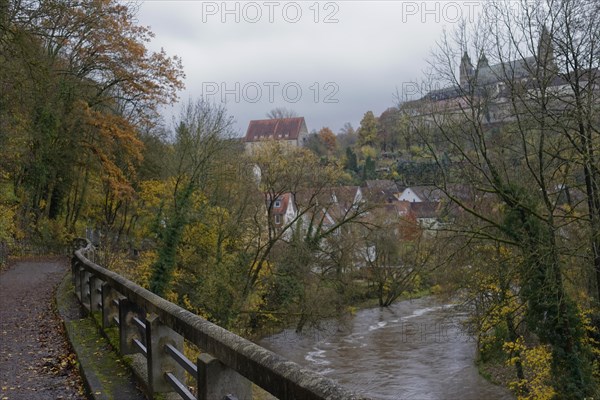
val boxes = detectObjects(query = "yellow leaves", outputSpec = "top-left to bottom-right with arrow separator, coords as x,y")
135,179 -> 173,238
503,338 -> 556,400
498,245 -> 513,257
244,281 -> 269,316
179,197 -> 231,268
138,179 -> 169,211
0,202 -> 19,243
139,179 -> 170,203
71,100 -> 142,209
164,289 -> 178,304
503,337 -> 526,360
181,294 -> 197,314
117,249 -> 156,288
254,260 -> 274,280
577,306 -> 600,380
360,145 -> 377,160
251,140 -> 341,194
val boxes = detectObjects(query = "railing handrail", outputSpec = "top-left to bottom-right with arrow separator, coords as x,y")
73,239 -> 365,400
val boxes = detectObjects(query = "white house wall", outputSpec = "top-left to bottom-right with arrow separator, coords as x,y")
398,188 -> 422,202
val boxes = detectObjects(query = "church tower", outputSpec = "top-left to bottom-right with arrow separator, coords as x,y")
537,25 -> 556,73
460,52 -> 474,87
477,52 -> 489,70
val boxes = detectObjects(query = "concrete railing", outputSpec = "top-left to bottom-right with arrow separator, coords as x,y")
71,239 -> 365,400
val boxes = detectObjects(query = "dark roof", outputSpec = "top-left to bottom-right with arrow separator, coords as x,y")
402,186 -> 445,202
423,86 -> 463,101
410,202 -> 439,219
402,184 -> 475,203
476,57 -> 535,85
245,118 -> 306,142
423,56 -> 540,102
362,180 -> 401,204
332,186 -> 361,208
364,180 -> 400,193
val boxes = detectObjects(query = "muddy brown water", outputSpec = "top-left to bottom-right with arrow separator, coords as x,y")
259,296 -> 514,400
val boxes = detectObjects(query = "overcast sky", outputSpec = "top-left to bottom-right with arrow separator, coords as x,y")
136,1 -> 482,136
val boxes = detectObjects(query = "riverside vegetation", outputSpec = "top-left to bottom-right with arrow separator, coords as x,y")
1,0 -> 600,399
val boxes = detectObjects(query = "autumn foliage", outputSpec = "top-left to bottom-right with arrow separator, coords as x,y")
0,0 -> 184,250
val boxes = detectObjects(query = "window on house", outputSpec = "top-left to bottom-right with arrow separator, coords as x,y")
274,214 -> 281,224
274,200 -> 281,208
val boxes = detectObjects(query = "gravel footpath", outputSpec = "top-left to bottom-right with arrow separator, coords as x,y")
0,258 -> 86,400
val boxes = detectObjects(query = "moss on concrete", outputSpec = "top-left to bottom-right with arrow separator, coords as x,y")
65,318 -> 142,400
56,273 -> 146,400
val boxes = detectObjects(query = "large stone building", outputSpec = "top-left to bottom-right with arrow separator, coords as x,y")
244,117 -> 308,152
404,26 -> 577,127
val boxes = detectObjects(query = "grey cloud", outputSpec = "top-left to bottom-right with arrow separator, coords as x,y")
138,1 -> 458,133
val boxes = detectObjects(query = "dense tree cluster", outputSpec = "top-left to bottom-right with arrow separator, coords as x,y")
408,0 -> 600,398
0,1 -> 431,340
3,1 -> 599,398
0,0 -> 184,251
300,0 -> 600,397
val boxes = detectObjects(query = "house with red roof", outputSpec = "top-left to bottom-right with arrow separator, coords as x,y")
244,117 -> 308,152
269,193 -> 297,230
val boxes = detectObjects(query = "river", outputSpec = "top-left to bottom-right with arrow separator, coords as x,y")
259,296 -> 514,400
